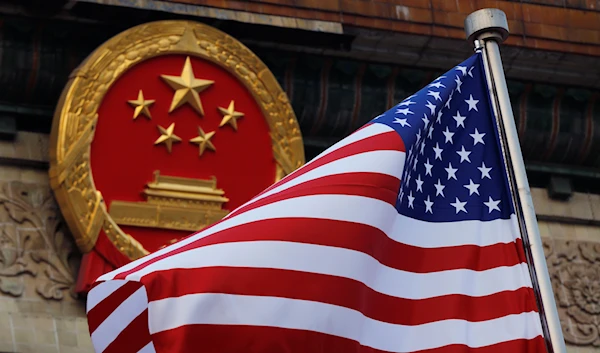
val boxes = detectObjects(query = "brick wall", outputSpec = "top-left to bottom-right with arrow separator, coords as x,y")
521,0 -> 598,10
167,0 -> 600,56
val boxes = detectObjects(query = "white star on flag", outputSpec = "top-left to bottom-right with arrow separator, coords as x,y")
442,127 -> 454,144
455,75 -> 463,93
470,128 -> 485,145
393,118 -> 411,127
424,158 -> 433,176
433,143 -> 443,160
415,175 -> 424,192
463,179 -> 480,196
434,179 -> 445,197
450,197 -> 468,214
445,90 -> 454,109
478,161 -> 492,179
456,146 -> 472,163
436,110 -> 443,124
396,108 -> 414,116
445,162 -> 458,180
425,101 -> 436,115
456,65 -> 468,76
465,94 -> 479,111
453,111 -> 466,128
428,90 -> 442,101
484,196 -> 501,213
424,196 -> 434,214
407,191 -> 415,209
422,114 -> 430,126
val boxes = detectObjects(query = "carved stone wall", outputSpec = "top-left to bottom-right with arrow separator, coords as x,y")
545,238 -> 600,348
535,186 -> 600,353
0,132 -> 94,353
0,180 -> 78,300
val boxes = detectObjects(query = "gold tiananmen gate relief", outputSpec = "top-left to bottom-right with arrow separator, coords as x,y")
48,20 -> 305,291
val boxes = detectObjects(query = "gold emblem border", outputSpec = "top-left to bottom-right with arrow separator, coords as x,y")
48,20 -> 305,260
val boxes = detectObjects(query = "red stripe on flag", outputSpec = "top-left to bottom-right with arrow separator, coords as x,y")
118,217 -> 526,281
151,324 -> 546,353
103,309 -> 151,353
117,217 -> 526,281
126,218 -> 522,278
256,130 -> 404,197
226,172 -> 401,218
143,267 -> 539,325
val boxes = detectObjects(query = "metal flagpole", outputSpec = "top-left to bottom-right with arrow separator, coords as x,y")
464,8 -> 567,353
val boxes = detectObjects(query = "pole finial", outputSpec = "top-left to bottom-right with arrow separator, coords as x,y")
464,8 -> 509,43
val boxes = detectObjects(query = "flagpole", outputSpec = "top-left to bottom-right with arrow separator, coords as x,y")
464,8 -> 567,353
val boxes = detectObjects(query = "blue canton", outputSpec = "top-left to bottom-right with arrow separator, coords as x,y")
372,52 -> 514,222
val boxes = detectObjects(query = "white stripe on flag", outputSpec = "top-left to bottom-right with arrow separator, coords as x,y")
392,214 -> 522,248
149,293 -> 544,352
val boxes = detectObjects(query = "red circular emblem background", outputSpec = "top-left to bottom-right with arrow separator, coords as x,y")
90,54 -> 276,252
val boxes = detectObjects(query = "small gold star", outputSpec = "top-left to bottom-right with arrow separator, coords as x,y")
154,123 -> 182,153
218,100 -> 244,131
189,126 -> 216,157
161,56 -> 214,116
127,90 -> 155,120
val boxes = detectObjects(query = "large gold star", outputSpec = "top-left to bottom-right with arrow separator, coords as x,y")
218,100 -> 244,131
189,126 -> 216,157
154,123 -> 182,153
127,90 -> 155,120
160,57 -> 214,116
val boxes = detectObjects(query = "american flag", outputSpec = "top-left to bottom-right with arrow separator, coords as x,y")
87,52 -> 547,353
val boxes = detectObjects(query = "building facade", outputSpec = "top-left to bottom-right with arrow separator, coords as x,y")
0,0 -> 599,352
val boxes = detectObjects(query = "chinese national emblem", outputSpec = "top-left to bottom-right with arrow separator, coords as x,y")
49,21 -> 304,290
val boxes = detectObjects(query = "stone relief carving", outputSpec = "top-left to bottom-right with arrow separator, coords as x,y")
0,181 -> 78,299
545,238 -> 600,346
